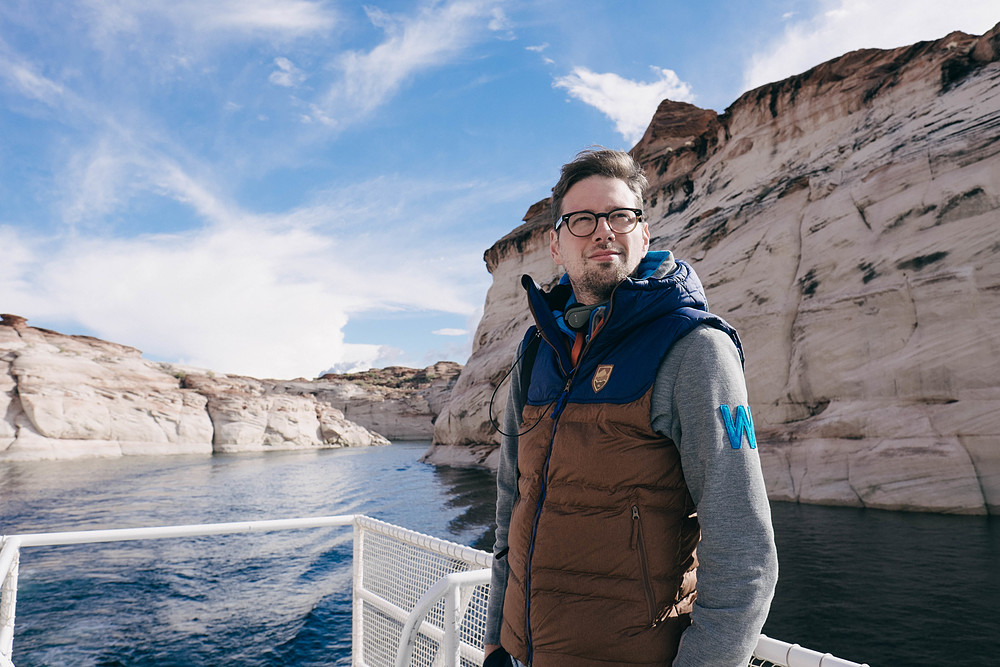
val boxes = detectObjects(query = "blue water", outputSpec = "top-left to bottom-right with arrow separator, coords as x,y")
2,443 -> 998,666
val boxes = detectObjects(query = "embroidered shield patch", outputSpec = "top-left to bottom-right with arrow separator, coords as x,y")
592,364 -> 613,393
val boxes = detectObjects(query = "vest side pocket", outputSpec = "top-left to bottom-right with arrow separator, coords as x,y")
630,503 -> 658,627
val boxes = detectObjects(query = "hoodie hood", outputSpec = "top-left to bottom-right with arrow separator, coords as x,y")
521,250 -> 715,373
524,250 -> 709,326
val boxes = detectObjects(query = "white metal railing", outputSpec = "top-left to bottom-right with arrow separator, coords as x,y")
0,515 -> 868,667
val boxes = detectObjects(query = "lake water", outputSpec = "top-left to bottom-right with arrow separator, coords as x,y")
2,443 -> 998,666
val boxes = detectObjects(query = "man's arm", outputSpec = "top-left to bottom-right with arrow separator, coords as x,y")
650,325 -> 778,667
484,348 -> 524,652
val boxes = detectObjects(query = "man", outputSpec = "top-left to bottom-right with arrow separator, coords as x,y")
483,148 -> 778,666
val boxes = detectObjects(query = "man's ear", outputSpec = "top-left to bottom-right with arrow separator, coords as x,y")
550,228 -> 563,266
641,221 -> 650,254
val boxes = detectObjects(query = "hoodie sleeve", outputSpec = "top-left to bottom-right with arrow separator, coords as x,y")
650,325 -> 778,667
484,348 -> 523,646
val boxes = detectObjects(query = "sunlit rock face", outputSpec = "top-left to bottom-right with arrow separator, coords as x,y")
0,315 -> 391,460
1,315 -> 214,459
428,24 -> 1000,515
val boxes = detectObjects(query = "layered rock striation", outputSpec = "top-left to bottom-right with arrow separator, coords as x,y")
429,24 -> 1000,514
0,314 -> 459,460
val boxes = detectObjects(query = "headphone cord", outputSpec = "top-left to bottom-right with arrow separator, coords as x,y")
488,331 -> 553,438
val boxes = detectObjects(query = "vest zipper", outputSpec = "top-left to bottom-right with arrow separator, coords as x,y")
520,284 -> 619,661
523,376 -> 572,664
632,504 -> 659,627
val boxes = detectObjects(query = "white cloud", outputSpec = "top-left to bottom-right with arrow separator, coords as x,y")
553,66 -> 695,144
0,57 -> 65,106
81,0 -> 337,41
8,145 -> 501,378
59,134 -> 236,229
0,40 -> 88,116
488,7 -> 516,40
433,328 -> 468,336
323,346 -> 404,375
314,0 -> 502,123
61,138 -> 137,223
195,0 -> 337,34
488,7 -> 511,31
2,213 -> 485,378
744,0 -> 1000,91
269,56 -> 306,87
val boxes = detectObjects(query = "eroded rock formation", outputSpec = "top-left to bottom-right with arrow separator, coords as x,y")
281,362 -> 461,441
0,314 -> 452,460
428,24 -> 1000,515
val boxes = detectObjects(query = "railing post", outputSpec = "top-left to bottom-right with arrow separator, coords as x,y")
443,582 -> 460,667
0,538 -> 22,666
352,517 -> 363,667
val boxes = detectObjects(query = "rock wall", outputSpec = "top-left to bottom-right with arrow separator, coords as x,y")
281,362 -> 462,441
0,314 -> 401,460
428,24 -> 1000,515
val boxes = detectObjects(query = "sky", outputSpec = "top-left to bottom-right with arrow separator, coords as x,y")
1,1 -> 997,379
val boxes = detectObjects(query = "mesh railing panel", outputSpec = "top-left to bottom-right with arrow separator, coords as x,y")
459,584 -> 490,651
355,518 -> 491,667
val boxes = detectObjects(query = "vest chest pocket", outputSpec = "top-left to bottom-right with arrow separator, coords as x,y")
630,503 -> 659,627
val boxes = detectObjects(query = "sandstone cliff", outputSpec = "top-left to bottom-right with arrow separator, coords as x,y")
286,362 -> 461,440
0,314 -> 461,460
428,24 -> 1000,515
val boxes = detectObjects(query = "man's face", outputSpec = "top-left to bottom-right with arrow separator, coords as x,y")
550,175 -> 650,305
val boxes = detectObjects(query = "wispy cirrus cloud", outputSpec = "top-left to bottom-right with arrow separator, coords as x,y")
553,66 -> 694,144
79,0 -> 338,40
313,0 -> 507,125
0,36 -> 81,114
0,56 -> 65,106
56,125 -> 237,229
743,0 -> 1000,91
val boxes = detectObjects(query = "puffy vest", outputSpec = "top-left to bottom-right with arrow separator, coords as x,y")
500,266 -> 741,666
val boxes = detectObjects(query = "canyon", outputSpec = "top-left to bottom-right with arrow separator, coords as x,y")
4,24 -> 998,516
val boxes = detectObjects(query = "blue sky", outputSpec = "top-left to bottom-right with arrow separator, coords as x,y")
2,1 -> 996,379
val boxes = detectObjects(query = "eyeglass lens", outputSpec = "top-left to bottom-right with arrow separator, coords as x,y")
563,209 -> 639,237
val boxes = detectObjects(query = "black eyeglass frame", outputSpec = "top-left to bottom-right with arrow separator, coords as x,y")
556,208 -> 643,237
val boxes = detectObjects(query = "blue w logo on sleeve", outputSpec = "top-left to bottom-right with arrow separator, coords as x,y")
719,405 -> 757,449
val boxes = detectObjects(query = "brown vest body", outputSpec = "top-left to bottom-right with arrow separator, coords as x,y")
501,390 -> 700,666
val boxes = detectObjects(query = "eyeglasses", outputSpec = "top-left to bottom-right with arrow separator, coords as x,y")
556,208 -> 643,237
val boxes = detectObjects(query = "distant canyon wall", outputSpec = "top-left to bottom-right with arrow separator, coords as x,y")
428,24 -> 1000,515
0,314 -> 459,461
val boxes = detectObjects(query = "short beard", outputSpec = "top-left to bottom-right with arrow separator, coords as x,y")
572,263 -> 632,304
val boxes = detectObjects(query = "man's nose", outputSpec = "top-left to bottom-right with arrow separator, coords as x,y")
592,215 -> 615,239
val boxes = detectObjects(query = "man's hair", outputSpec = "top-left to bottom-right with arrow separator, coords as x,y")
551,148 -> 648,227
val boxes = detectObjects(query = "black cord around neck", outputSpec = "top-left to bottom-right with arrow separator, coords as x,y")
488,331 -> 552,438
